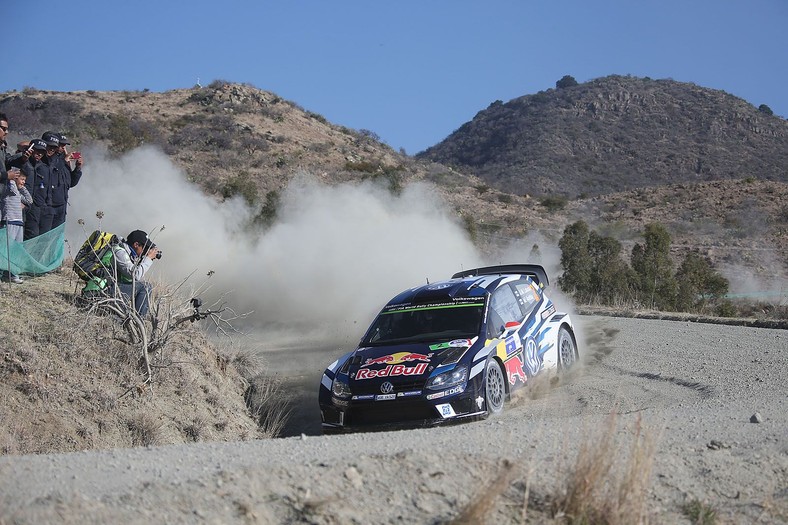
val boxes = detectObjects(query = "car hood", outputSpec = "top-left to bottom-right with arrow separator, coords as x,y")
347,338 -> 476,384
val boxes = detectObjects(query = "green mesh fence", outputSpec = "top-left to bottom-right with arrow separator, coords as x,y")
0,223 -> 65,275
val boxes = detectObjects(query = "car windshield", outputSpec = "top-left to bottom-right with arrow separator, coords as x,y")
362,302 -> 484,346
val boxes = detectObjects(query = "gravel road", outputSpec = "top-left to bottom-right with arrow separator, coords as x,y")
1,316 -> 785,524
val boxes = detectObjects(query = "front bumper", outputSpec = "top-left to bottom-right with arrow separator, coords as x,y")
320,389 -> 486,433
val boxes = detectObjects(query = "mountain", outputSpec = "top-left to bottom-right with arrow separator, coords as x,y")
1,80 -> 786,290
417,75 -> 788,198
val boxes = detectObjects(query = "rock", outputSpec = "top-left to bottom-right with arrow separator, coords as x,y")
344,466 -> 363,489
750,412 -> 763,423
707,440 -> 730,450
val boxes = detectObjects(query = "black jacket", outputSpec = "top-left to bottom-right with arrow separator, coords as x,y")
48,153 -> 82,206
24,158 -> 53,207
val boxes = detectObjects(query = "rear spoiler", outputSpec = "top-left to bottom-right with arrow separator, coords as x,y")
452,264 -> 549,288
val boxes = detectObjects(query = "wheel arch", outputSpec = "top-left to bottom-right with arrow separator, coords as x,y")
489,354 -> 510,395
559,322 -> 579,360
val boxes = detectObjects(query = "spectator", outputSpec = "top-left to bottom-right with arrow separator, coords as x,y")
82,229 -> 160,316
1,114 -> 28,178
0,114 -> 9,201
46,132 -> 83,228
1,167 -> 32,283
23,139 -> 54,240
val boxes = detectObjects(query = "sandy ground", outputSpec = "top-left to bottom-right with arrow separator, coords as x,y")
0,316 -> 786,524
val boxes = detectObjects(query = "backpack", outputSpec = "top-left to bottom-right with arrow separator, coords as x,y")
73,230 -> 120,282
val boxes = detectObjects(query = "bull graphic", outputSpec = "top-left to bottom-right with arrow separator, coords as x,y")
505,356 -> 527,385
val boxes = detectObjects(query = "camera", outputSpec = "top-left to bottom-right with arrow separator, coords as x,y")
155,251 -> 163,260
71,152 -> 82,160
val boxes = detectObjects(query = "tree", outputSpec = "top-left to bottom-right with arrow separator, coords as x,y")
631,223 -> 677,310
675,252 -> 729,313
586,232 -> 636,305
556,75 -> 579,89
758,104 -> 774,116
558,221 -> 592,298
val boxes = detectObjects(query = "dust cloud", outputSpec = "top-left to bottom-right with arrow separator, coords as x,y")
67,147 -> 487,344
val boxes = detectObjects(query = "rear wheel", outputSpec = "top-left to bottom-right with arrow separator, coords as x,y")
485,359 -> 506,414
558,327 -> 578,370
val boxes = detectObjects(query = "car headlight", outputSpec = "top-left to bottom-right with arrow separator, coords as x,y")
426,365 -> 468,390
332,378 -> 352,398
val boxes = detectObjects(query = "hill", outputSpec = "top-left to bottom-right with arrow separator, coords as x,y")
1,79 -> 785,290
417,75 -> 788,198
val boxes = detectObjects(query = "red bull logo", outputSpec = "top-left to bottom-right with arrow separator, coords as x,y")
362,352 -> 433,367
505,356 -> 527,385
356,363 -> 429,380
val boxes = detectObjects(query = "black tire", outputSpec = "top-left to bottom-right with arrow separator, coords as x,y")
485,359 -> 506,414
558,327 -> 578,370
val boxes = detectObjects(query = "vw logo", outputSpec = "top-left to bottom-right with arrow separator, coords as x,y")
380,382 -> 394,394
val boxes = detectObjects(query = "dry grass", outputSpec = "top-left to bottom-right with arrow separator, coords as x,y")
442,412 -> 658,525
244,373 -> 291,438
127,412 -> 165,447
552,413 -> 657,525
448,459 -> 516,525
0,270 -> 289,454
681,499 -> 717,525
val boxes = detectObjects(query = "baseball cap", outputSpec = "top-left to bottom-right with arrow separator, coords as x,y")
41,131 -> 60,147
30,139 -> 48,151
58,133 -> 71,145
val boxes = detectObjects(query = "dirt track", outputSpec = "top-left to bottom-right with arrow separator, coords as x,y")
1,316 -> 786,524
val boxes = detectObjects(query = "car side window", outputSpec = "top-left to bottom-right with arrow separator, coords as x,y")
513,280 -> 540,318
487,285 -> 524,337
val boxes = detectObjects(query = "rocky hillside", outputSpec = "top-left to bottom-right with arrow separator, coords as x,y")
417,75 -> 788,198
1,80 -> 785,287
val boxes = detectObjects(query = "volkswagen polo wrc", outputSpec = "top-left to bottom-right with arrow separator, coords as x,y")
318,264 -> 579,433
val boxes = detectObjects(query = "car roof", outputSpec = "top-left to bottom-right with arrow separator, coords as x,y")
383,265 -> 547,308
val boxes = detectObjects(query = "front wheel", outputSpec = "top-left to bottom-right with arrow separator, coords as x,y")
485,359 -> 506,414
558,327 -> 578,370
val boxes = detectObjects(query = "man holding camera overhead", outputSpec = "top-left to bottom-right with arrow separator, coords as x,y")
82,230 -> 161,316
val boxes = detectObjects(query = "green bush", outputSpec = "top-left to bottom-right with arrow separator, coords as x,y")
253,190 -> 281,229
108,114 -> 141,154
222,171 -> 258,206
758,104 -> 774,116
540,195 -> 568,211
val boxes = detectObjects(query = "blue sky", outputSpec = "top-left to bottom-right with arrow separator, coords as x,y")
3,1 -> 786,154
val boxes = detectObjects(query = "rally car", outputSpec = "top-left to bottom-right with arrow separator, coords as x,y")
318,264 -> 579,433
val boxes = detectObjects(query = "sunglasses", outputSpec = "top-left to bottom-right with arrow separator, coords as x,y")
0,125 -> 8,132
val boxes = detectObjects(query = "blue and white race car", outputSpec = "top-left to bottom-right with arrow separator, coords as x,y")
318,264 -> 579,433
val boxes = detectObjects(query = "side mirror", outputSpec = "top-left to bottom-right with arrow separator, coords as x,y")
499,321 -> 520,336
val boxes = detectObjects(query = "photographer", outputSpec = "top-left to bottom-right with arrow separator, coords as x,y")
82,229 -> 161,316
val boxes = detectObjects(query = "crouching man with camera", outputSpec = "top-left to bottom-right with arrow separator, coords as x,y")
83,229 -> 161,316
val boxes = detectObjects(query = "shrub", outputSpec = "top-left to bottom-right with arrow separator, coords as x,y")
556,75 -> 579,89
358,128 -> 381,142
497,193 -> 513,204
682,499 -> 717,525
758,104 -> 774,116
539,195 -> 568,211
675,252 -> 729,314
253,190 -> 281,229
108,114 -> 141,154
222,171 -> 259,206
